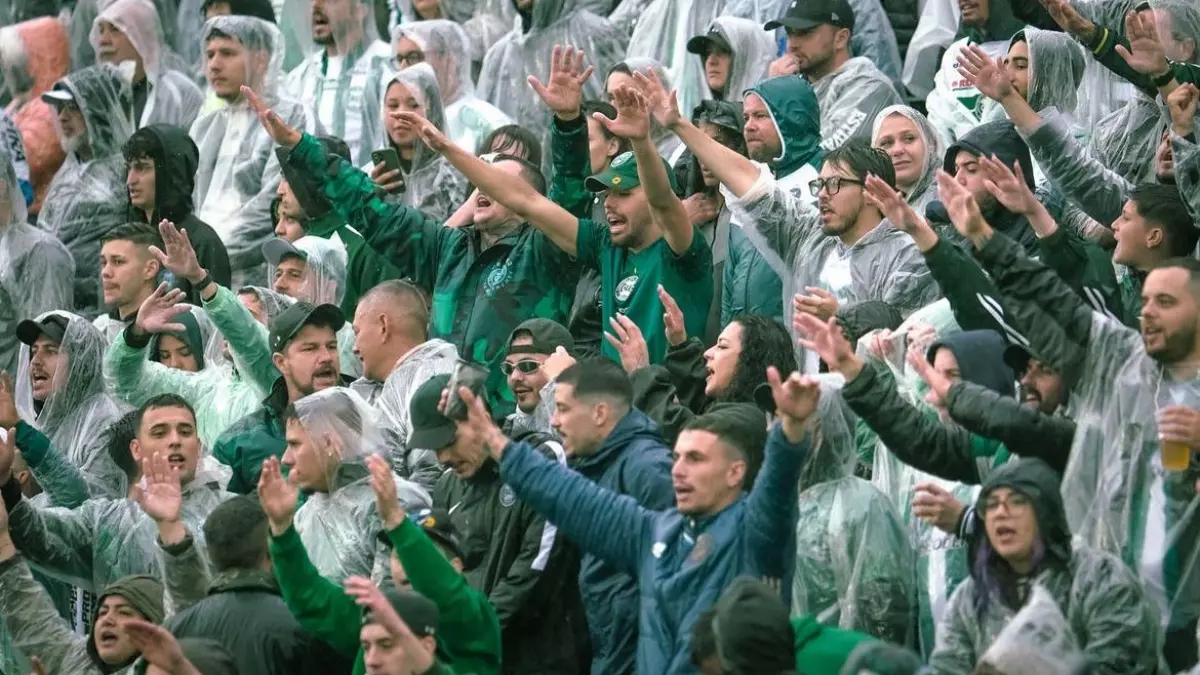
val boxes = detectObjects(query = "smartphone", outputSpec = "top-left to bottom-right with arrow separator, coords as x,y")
371,148 -> 406,193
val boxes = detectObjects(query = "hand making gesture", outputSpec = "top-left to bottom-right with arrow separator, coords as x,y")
528,44 -> 594,121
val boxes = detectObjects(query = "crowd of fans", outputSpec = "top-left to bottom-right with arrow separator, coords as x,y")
0,0 -> 1198,672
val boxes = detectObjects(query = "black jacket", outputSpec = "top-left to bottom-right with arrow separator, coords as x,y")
126,124 -> 231,304
630,338 -> 710,445
945,380 -> 1075,475
165,569 -> 351,675
433,430 -> 589,675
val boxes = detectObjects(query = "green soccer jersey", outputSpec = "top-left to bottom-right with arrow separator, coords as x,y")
576,218 -> 713,364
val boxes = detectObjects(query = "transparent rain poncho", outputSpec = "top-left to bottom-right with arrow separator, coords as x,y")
15,311 -> 129,499
623,0 -> 723,121
387,0 -> 516,68
1088,0 -> 1200,183
792,379 -> 917,645
89,0 -> 205,129
947,584 -> 1086,675
372,338 -> 459,489
871,104 -> 945,212
0,146 -> 74,378
280,0 -> 394,168
813,56 -> 904,152
390,20 -> 512,153
38,63 -> 134,316
372,64 -> 469,224
477,0 -> 628,166
694,17 -> 777,104
265,235 -> 362,379
612,58 -> 685,164
288,387 -> 432,582
192,15 -> 306,280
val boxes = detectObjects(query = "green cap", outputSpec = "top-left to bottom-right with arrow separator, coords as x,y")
585,151 -> 678,193
408,374 -> 457,451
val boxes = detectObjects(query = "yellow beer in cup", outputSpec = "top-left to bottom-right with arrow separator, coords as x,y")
1161,440 -> 1192,472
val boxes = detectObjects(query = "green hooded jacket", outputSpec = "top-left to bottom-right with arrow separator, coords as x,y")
743,75 -> 824,179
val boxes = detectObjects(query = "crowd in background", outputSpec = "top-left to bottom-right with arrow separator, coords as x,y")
0,0 -> 1199,672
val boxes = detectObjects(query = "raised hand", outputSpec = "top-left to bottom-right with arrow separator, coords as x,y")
369,162 -> 406,195
912,482 -> 964,535
794,313 -> 856,373
604,314 -> 651,373
135,283 -> 189,336
955,44 -> 1013,102
935,170 -> 991,243
1167,83 -> 1198,137
27,656 -> 46,675
906,347 -> 953,403
242,85 -> 303,148
863,174 -> 923,233
658,285 -> 687,347
124,619 -> 192,673
149,220 -> 205,285
978,155 -> 1039,216
344,576 -> 436,672
528,44 -> 594,120
765,366 -> 821,441
540,346 -> 576,381
257,456 -> 299,535
631,69 -> 682,129
366,454 -> 404,530
682,193 -> 720,227
456,386 -> 509,459
1038,0 -> 1096,40
134,453 -> 183,524
768,54 -> 800,77
393,111 -> 451,154
793,287 -> 839,322
1115,10 -> 1170,78
0,372 -> 18,430
593,85 -> 650,140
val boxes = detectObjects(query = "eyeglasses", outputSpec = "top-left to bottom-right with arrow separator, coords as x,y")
808,177 -> 864,197
393,51 -> 424,68
500,359 -> 542,376
982,492 -> 1032,518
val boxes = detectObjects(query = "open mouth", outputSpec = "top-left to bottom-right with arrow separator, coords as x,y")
167,453 -> 186,468
994,524 -> 1016,538
673,483 -> 692,498
31,372 -> 50,386
97,630 -> 119,647
476,195 -> 492,209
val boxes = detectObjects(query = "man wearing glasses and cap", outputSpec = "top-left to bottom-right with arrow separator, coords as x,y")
501,318 -> 578,436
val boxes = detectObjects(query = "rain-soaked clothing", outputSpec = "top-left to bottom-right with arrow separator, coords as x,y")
281,131 -> 577,418
15,311 -> 127,499
0,111 -> 32,206
813,57 -> 903,152
38,63 -> 134,315
871,105 -> 945,212
929,458 -> 1165,675
970,230 -> 1200,663
0,152 -> 74,378
693,16 -> 777,103
1,17 -> 70,214
191,16 -> 306,280
89,0 -> 204,129
925,37 -> 1011,148
390,21 -> 512,153
370,64 -> 469,224
477,0 -> 627,167
623,0 -> 722,119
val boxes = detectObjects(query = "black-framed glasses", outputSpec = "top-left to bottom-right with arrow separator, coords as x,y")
808,177 -> 864,197
393,51 -> 424,68
500,359 -> 542,376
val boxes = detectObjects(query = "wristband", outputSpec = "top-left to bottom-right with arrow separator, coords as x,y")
194,270 -> 214,292
1154,67 -> 1177,88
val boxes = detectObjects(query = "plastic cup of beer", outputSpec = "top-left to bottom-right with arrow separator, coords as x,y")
1161,439 -> 1191,472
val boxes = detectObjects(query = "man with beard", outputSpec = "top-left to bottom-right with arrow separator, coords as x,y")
939,169 -> 1200,671
284,0 -> 393,167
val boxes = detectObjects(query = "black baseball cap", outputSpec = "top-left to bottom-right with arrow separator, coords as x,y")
268,301 -> 344,353
686,26 -> 732,56
408,374 -> 457,451
506,318 -> 575,357
765,0 -> 856,32
261,238 -> 307,266
371,589 -> 439,638
378,507 -> 463,560
16,314 -> 69,347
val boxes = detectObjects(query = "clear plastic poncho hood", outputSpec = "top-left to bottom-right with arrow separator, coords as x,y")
15,311 -> 128,497
289,386 -> 432,581
267,235 -> 348,307
88,0 -> 204,128
0,148 -> 74,377
624,0 -> 723,120
1015,27 -> 1086,118
697,17 -> 777,104
390,20 -> 513,152
871,105 -> 945,211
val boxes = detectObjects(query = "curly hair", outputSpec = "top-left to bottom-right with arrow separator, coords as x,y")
715,315 -> 797,405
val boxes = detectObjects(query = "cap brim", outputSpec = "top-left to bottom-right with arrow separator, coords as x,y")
262,238 -> 305,266
16,319 -> 47,346
585,174 -> 639,192
764,17 -> 823,31
409,421 -> 457,452
304,303 -> 345,332
686,34 -> 730,55
40,89 -> 73,105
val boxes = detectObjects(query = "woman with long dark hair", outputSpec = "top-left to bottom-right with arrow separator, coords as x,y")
929,458 -> 1163,674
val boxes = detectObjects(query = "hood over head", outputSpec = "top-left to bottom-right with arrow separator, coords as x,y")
871,104 -> 943,205
89,0 -> 170,82
744,75 -> 823,178
926,329 -> 1015,398
16,310 -> 111,433
290,386 -> 388,474
516,0 -> 582,33
200,14 -> 286,98
696,16 -> 777,103
124,123 -> 198,223
1011,27 -> 1086,116
51,63 -> 135,159
797,377 -> 856,491
87,574 -> 165,666
390,19 -> 477,105
0,146 -> 29,230
960,0 -> 1026,43
266,235 -> 349,306
379,62 -> 449,173
942,121 -> 1034,192
149,305 -> 227,372
0,17 -> 70,98
977,457 -> 1072,563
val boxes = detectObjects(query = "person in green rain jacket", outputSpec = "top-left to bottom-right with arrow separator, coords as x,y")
259,108 -> 576,419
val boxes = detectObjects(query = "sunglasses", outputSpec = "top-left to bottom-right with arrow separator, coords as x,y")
500,359 -> 542,376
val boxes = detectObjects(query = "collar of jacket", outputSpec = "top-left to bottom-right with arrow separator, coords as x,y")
326,461 -> 369,493
263,374 -> 356,413
468,221 -> 527,253
465,456 -> 501,486
208,568 -> 280,596
684,494 -> 745,535
571,410 -> 656,478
